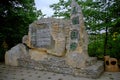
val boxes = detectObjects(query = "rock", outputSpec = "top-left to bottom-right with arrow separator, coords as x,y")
48,23 -> 66,56
28,23 -> 52,49
22,35 -> 29,45
66,51 -> 87,68
4,0 -> 104,78
29,48 -> 48,61
65,0 -> 88,68
22,35 -> 31,48
28,18 -> 69,57
5,43 -> 29,66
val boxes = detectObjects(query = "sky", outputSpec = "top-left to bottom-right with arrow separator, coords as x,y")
35,0 -> 59,17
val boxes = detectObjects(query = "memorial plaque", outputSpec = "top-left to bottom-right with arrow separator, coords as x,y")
70,42 -> 77,51
72,7 -> 77,14
72,16 -> 79,25
31,24 -> 51,48
71,29 -> 79,40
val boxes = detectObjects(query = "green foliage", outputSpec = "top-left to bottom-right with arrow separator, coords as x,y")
88,33 -> 120,59
50,0 -> 120,58
50,0 -> 71,19
0,0 -> 43,61
50,0 -> 110,33
106,33 -> 120,59
88,34 -> 104,59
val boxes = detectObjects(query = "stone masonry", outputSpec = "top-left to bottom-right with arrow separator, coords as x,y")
5,0 -> 104,78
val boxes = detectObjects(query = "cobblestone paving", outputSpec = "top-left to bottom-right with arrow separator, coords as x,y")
0,63 -> 120,80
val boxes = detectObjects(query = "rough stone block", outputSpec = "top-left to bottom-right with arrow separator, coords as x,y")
5,44 -> 29,66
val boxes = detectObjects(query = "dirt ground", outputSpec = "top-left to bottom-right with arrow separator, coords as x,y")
0,63 -> 120,80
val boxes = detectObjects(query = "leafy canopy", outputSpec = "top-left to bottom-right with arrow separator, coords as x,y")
0,0 -> 44,61
50,0 -> 120,58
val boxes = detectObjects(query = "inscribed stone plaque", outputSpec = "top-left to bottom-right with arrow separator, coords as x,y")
72,16 -> 79,25
31,23 -> 51,48
70,42 -> 77,51
72,7 -> 77,14
71,29 -> 79,40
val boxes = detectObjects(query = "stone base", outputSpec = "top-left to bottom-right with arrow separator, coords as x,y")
18,55 -> 104,79
5,44 -> 104,78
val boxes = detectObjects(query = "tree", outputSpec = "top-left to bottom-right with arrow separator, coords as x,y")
106,0 -> 120,59
50,0 -> 120,59
50,0 -> 106,32
0,0 -> 42,61
109,0 -> 120,34
50,0 -> 71,19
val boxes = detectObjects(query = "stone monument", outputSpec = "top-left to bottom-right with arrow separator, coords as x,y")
5,0 -> 104,78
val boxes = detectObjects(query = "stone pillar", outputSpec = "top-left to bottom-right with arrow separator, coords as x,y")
66,0 -> 88,68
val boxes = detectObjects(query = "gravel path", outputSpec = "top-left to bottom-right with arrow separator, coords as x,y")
0,63 -> 120,80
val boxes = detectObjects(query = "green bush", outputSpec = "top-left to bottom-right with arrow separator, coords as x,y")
88,34 -> 120,59
88,40 -> 104,59
106,34 -> 120,59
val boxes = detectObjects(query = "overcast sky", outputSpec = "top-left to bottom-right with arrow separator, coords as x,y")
35,0 -> 59,17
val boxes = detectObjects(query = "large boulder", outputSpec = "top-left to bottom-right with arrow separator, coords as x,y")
5,43 -> 29,66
